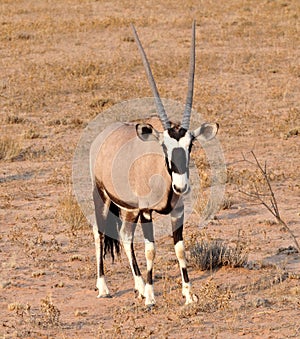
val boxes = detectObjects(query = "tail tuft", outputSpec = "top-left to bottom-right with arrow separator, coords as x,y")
104,201 -> 121,262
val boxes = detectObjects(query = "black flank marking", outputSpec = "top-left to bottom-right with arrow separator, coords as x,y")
182,267 -> 189,283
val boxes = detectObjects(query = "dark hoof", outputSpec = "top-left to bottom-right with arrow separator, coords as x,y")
98,294 -> 112,299
145,304 -> 155,312
134,289 -> 145,299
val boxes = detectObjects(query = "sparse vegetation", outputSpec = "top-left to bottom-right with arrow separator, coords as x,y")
240,151 -> 300,253
89,97 -> 115,111
57,191 -> 89,235
0,136 -> 22,160
7,297 -> 61,331
23,128 -> 40,139
5,115 -> 25,124
190,237 -> 248,271
39,296 -> 61,327
8,302 -> 31,317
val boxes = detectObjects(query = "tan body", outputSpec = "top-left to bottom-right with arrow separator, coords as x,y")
93,119 -> 172,213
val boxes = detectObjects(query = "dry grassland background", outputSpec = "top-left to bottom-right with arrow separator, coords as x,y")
0,0 -> 299,338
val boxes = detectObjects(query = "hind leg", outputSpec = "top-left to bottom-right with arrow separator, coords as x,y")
119,212 -> 145,299
93,187 -> 110,298
93,224 -> 110,297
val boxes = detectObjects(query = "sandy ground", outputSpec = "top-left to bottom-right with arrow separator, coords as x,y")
0,0 -> 299,338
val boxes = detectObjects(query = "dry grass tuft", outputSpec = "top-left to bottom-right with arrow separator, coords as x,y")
39,296 -> 60,327
8,302 -> 31,316
190,238 -> 248,271
57,191 -> 89,235
8,297 -> 61,330
0,136 -> 22,160
5,115 -> 25,124
23,128 -> 40,139
89,97 -> 115,111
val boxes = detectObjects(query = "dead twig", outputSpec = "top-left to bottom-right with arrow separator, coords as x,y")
239,151 -> 300,253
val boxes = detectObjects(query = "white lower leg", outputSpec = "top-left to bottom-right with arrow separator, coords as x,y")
134,275 -> 145,298
144,240 -> 156,306
93,225 -> 110,298
123,241 -> 145,298
174,240 -> 198,304
96,276 -> 110,297
182,281 -> 198,304
144,283 -> 155,306
93,225 -> 110,297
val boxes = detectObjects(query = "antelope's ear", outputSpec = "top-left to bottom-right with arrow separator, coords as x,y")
192,123 -> 219,142
136,123 -> 161,142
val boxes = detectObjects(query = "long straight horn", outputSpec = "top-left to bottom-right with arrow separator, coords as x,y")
181,20 -> 196,130
131,24 -> 171,130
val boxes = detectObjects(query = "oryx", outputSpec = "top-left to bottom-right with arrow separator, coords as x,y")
91,21 -> 219,306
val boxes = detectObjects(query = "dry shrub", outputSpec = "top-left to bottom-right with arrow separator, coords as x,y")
47,118 -> 68,126
221,196 -> 234,210
0,136 -> 22,160
23,128 -> 40,139
8,302 -> 31,317
58,191 -> 88,234
8,298 -> 61,329
190,238 -> 248,271
89,97 -> 115,111
39,296 -> 60,327
239,151 -> 300,253
70,117 -> 84,127
5,115 -> 25,124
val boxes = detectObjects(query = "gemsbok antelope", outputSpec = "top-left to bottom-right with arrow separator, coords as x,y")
91,21 -> 219,306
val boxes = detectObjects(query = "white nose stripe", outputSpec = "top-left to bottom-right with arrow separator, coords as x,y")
172,173 -> 189,191
172,173 -> 186,186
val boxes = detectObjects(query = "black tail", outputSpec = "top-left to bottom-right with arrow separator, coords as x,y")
104,201 -> 121,262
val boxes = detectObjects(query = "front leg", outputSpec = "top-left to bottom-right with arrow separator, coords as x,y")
171,202 -> 198,305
